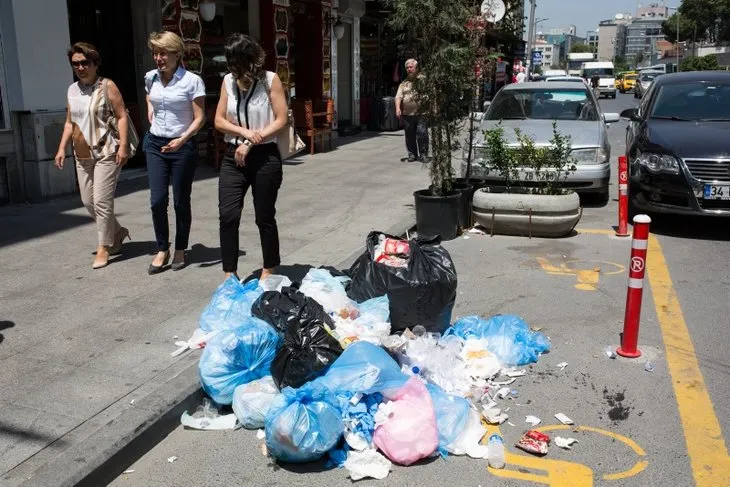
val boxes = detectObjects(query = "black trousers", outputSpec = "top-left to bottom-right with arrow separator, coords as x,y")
143,133 -> 198,252
219,143 -> 283,273
402,115 -> 429,159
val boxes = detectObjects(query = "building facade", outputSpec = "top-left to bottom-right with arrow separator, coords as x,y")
532,38 -> 560,68
624,18 -> 666,62
0,0 -> 374,204
586,30 -> 599,52
596,20 -> 627,62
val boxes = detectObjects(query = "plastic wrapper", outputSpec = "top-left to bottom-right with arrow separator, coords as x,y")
264,382 -> 343,463
232,376 -> 280,429
299,268 -> 357,317
373,377 -> 439,465
332,295 -> 391,347
198,318 -> 280,405
445,408 -> 489,458
199,277 -> 263,332
426,383 -> 472,451
515,430 -> 551,455
445,315 -> 551,366
346,232 -> 458,333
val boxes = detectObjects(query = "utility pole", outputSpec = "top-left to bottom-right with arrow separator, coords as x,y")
526,0 -> 537,76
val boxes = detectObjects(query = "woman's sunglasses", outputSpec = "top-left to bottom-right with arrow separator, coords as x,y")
71,60 -> 91,68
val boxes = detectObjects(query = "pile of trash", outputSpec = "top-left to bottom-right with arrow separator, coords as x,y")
176,232 -> 552,480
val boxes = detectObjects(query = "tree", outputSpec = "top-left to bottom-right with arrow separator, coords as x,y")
633,52 -> 645,66
662,13 -> 696,44
570,43 -> 595,54
614,56 -> 629,72
678,0 -> 730,43
681,54 -> 720,71
386,0 -> 477,195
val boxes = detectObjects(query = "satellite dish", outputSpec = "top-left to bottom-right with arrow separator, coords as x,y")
615,13 -> 624,20
481,0 -> 506,23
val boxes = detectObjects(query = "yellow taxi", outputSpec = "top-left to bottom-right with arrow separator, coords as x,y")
618,72 -> 638,93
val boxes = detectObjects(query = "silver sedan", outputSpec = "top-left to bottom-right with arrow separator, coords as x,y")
463,82 -> 619,202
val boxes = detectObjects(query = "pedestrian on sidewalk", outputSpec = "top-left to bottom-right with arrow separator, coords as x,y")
143,31 -> 207,274
214,34 -> 288,282
395,59 -> 429,162
55,42 -> 131,269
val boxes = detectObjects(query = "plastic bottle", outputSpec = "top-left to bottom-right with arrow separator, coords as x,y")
412,325 -> 427,337
487,434 -> 505,469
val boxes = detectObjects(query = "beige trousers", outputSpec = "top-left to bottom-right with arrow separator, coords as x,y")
75,155 -> 122,247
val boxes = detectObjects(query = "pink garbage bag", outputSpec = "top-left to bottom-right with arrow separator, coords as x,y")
373,377 -> 439,465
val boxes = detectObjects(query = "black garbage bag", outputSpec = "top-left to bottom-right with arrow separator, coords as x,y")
253,287 -> 343,389
346,232 -> 458,333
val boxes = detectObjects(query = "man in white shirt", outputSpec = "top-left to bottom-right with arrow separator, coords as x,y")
516,68 -> 527,83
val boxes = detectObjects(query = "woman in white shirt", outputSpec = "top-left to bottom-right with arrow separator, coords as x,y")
143,31 -> 206,274
214,34 -> 287,281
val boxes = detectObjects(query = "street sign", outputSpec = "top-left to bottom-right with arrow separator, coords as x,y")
531,50 -> 543,65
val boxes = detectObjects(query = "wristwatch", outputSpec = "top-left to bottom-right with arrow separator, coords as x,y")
242,139 -> 253,147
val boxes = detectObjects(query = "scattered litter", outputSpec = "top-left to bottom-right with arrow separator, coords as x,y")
510,390 -> 519,398
343,448 -> 392,480
173,335 -> 178,340
504,369 -> 527,377
554,413 -> 574,425
468,226 -> 488,235
530,326 -> 543,332
167,456 -> 178,463
256,429 -> 265,440
556,362 -> 568,371
181,398 -> 241,430
170,329 -> 219,357
507,422 -> 516,427
491,378 -> 517,386
123,469 -> 135,474
496,387 -> 511,399
129,399 -> 135,406
525,415 -> 542,426
555,437 -> 579,450
261,443 -> 268,456
463,235 -> 471,240
645,361 -> 655,372
515,430 -> 550,455
605,346 -> 617,359
483,407 -> 509,425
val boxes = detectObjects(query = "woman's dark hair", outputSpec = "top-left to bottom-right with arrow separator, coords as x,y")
67,42 -> 101,66
224,34 -> 265,86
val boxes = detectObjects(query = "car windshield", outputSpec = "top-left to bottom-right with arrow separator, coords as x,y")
651,81 -> 730,121
626,74 -> 638,80
487,89 -> 600,121
546,78 -> 583,83
583,68 -> 614,78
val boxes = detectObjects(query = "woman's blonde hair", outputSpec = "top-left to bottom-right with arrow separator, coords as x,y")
148,31 -> 185,64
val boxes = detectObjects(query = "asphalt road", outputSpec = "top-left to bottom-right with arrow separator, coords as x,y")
109,93 -> 730,487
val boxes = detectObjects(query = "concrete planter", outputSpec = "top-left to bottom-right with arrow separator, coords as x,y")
472,189 -> 582,237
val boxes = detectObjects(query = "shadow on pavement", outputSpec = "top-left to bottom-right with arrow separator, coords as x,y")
241,263 -> 348,286
0,419 -> 65,443
0,166 -> 220,250
0,320 -> 15,345
648,213 -> 730,242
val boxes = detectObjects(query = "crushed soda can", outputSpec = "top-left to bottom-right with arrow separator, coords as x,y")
515,430 -> 551,455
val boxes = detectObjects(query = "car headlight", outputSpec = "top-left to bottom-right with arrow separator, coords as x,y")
463,146 -> 488,164
571,148 -> 608,165
635,151 -> 679,174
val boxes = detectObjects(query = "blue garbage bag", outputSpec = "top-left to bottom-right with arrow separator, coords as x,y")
199,318 -> 280,405
445,315 -> 551,366
318,341 -> 408,395
356,295 -> 391,324
265,381 -> 344,463
426,383 -> 471,452
199,277 -> 263,333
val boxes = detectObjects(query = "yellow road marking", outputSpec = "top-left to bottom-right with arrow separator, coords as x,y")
536,257 -> 625,291
577,228 -> 616,235
535,425 -> 648,480
646,235 -> 730,486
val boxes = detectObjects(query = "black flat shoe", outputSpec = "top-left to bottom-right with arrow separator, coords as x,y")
171,253 -> 187,271
148,251 -> 170,275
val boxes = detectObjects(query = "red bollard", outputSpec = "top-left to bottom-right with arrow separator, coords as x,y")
616,156 -> 630,237
617,214 -> 651,358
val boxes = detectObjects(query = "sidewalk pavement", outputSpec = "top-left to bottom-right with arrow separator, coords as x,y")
0,130 -> 427,486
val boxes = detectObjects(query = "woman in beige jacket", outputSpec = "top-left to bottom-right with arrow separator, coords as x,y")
55,42 -> 131,269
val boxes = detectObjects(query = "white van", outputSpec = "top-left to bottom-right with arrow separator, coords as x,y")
580,61 -> 616,99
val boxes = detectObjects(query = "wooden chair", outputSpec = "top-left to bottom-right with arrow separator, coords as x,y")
292,98 -> 333,155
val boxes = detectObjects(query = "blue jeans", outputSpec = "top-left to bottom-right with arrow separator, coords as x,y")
143,133 -> 198,252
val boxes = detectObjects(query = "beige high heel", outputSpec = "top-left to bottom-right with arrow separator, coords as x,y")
110,227 -> 131,255
93,247 -> 110,269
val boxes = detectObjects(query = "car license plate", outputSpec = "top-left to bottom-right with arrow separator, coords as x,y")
704,184 -> 730,200
519,171 -> 558,182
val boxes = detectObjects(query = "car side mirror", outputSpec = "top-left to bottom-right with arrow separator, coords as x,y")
603,112 -> 620,124
620,108 -> 641,121
483,101 -> 491,111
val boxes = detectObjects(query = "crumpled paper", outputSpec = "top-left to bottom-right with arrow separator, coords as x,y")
555,437 -> 579,449
343,448 -> 392,480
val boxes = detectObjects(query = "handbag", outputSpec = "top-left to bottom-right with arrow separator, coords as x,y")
99,78 -> 140,157
260,72 -> 305,160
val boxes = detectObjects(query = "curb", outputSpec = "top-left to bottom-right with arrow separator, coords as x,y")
22,215 -> 416,487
